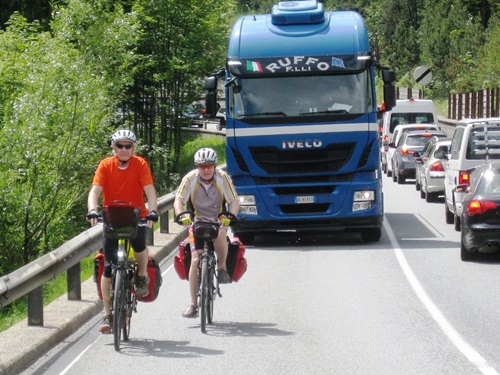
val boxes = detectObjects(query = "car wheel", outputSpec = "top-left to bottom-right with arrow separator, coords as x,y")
382,161 -> 387,174
445,203 -> 454,224
425,191 -> 435,203
415,178 -> 420,191
420,188 -> 425,199
454,214 -> 461,231
397,173 -> 405,184
460,238 -> 475,261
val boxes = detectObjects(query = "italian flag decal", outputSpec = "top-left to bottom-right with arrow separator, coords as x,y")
246,60 -> 263,72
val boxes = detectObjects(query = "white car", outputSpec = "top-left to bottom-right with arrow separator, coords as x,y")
415,138 -> 451,202
215,107 -> 226,131
444,118 -> 500,231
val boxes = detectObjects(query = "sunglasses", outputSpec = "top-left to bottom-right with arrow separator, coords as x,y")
198,164 -> 214,170
115,143 -> 133,150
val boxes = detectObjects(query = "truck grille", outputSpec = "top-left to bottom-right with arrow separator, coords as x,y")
249,143 -> 355,174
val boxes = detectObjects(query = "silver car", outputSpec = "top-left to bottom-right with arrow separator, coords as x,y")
391,130 -> 447,184
415,138 -> 451,202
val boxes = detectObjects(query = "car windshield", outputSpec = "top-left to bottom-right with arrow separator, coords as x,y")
229,71 -> 372,119
389,114 -> 435,132
406,134 -> 445,147
477,170 -> 500,195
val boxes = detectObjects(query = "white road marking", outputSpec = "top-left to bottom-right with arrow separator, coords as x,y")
384,219 -> 499,375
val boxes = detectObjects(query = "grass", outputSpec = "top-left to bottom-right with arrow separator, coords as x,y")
0,255 -> 95,333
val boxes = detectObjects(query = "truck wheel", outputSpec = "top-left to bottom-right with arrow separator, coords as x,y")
360,228 -> 381,242
234,233 -> 254,245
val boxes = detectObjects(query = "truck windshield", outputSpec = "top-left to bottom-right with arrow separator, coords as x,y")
229,71 -> 372,119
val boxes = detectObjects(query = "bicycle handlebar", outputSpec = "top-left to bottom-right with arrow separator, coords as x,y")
174,210 -> 237,226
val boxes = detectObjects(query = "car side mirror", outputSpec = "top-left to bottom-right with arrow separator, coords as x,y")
415,158 -> 423,165
456,184 -> 468,193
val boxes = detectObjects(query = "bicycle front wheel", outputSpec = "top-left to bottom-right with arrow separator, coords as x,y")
207,266 -> 215,324
200,258 -> 209,333
113,269 -> 126,351
122,271 -> 135,342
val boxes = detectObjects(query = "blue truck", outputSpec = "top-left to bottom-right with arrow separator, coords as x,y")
205,0 -> 396,243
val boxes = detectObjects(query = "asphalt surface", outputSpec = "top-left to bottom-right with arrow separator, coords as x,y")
0,222 -> 188,375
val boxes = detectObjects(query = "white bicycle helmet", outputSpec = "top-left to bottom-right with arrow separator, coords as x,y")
194,148 -> 218,165
111,129 -> 137,145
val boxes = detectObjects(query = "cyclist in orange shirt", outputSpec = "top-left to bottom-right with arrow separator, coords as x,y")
87,129 -> 158,333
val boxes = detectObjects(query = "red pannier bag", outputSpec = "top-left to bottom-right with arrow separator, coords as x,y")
226,237 -> 247,282
136,255 -> 162,302
174,238 -> 191,280
93,252 -> 105,299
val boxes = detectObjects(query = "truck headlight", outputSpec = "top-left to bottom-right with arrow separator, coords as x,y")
352,190 -> 375,211
238,195 -> 258,215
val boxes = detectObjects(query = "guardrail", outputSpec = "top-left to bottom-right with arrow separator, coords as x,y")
0,126 -> 226,327
0,193 -> 176,326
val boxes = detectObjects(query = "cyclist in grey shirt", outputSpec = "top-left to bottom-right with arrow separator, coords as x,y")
174,148 -> 240,318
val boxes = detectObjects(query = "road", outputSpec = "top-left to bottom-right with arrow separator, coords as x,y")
21,172 -> 500,375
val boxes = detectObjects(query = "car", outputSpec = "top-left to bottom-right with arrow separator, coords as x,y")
181,103 -> 207,127
444,118 -> 500,231
215,106 -> 226,131
415,138 -> 451,202
380,99 -> 439,174
391,130 -> 447,184
383,123 -> 440,176
459,162 -> 500,261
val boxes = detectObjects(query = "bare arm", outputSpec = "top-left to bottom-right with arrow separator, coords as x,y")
144,184 -> 158,212
87,185 -> 103,226
228,199 -> 240,218
144,184 -> 158,228
173,198 -> 185,217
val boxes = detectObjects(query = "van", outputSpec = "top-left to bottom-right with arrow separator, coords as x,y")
380,99 -> 439,174
444,118 -> 500,231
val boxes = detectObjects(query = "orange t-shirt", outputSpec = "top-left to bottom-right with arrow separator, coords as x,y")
92,155 -> 154,217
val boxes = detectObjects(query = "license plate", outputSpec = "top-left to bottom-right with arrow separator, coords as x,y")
294,196 -> 316,204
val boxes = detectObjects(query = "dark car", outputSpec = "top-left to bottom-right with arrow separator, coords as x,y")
460,162 -> 500,261
391,130 -> 447,184
181,103 -> 206,127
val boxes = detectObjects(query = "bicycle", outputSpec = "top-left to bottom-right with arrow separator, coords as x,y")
175,210 -> 237,333
101,202 -> 146,351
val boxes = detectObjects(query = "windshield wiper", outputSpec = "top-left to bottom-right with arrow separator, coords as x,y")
240,111 -> 288,117
299,109 -> 349,115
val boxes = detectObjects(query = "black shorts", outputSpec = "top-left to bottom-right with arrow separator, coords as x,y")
102,225 -> 147,278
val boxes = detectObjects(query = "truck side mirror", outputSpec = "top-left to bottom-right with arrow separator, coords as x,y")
382,69 -> 396,111
205,76 -> 218,118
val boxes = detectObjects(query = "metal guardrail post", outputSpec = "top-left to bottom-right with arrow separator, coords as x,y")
27,286 -> 43,326
67,263 -> 81,300
146,226 -> 154,246
160,211 -> 169,233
